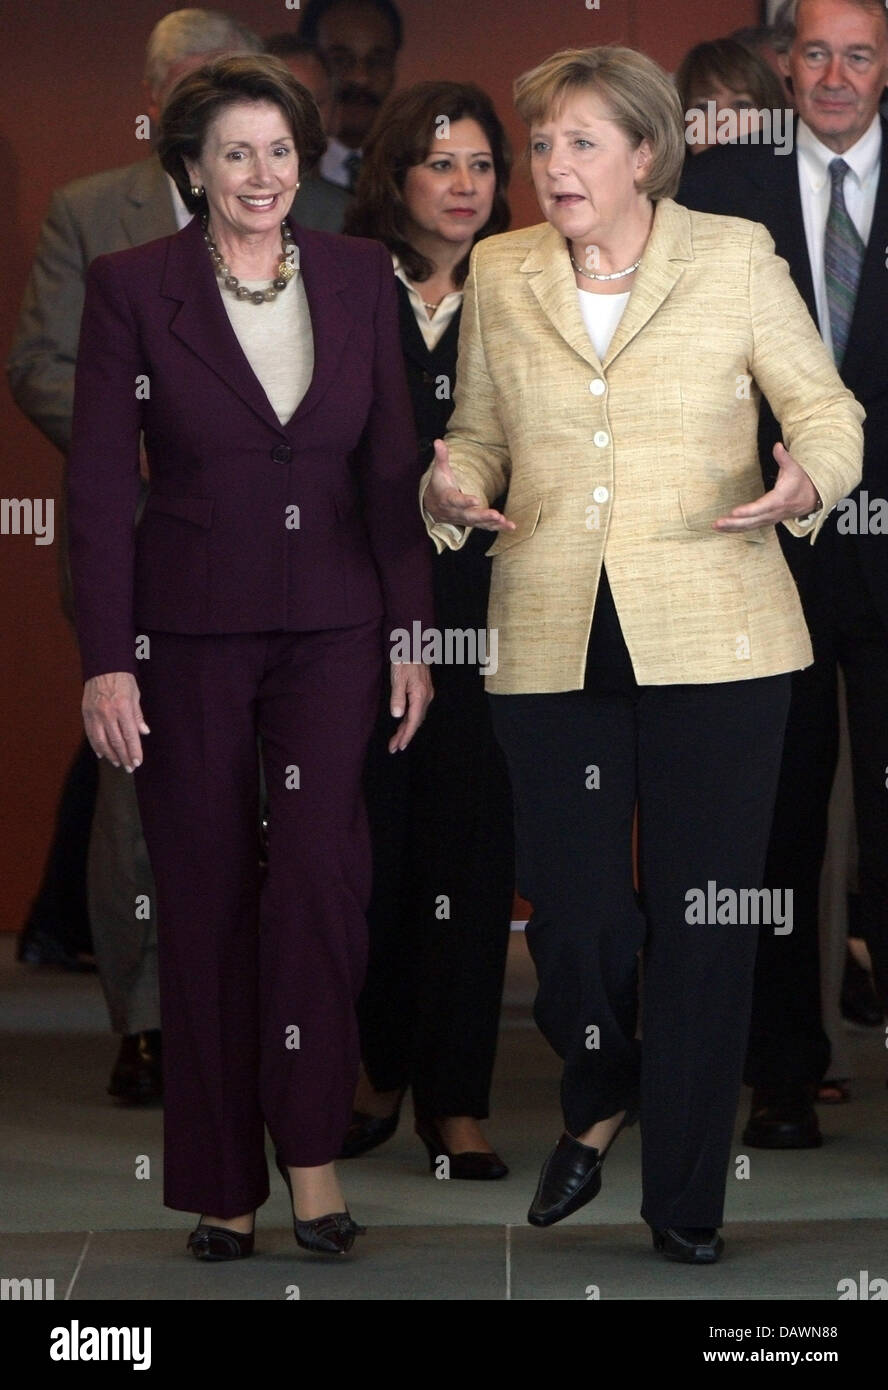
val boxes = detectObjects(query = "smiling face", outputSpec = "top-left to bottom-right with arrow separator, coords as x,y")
401,118 -> 496,253
782,0 -> 888,152
185,100 -> 300,241
529,91 -> 652,246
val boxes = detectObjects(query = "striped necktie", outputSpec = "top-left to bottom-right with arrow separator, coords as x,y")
824,156 -> 865,367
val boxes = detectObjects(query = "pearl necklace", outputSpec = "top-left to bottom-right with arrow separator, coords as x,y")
568,247 -> 642,282
202,219 -> 298,304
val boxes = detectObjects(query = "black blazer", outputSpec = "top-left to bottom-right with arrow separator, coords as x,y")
396,281 -> 494,637
678,120 -> 888,631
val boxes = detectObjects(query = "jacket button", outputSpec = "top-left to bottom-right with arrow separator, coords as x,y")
593,430 -> 610,448
272,444 -> 292,464
593,485 -> 610,503
589,378 -> 606,396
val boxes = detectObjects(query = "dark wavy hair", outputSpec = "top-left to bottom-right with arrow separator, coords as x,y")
157,54 -> 327,216
344,81 -> 511,286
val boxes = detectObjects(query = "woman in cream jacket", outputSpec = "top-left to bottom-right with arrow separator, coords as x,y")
422,46 -> 863,1265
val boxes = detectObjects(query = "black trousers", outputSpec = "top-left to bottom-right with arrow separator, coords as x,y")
744,539 -> 888,1088
358,659 -> 514,1118
489,590 -> 790,1226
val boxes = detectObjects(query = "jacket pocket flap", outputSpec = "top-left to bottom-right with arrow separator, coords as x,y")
678,490 -> 766,544
143,494 -> 215,528
485,497 -> 542,556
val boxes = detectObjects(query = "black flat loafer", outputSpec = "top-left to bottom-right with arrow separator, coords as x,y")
528,1132 -> 605,1227
651,1226 -> 724,1264
186,1223 -> 255,1261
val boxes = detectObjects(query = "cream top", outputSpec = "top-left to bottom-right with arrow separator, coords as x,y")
220,247 -> 313,425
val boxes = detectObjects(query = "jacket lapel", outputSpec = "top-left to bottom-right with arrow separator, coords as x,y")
839,115 -> 888,386
520,221 -> 603,371
519,200 -> 693,373
283,222 -> 351,429
762,130 -> 818,323
602,199 -> 693,368
161,216 -> 288,433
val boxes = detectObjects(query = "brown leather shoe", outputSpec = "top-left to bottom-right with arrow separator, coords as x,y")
107,1030 -> 163,1105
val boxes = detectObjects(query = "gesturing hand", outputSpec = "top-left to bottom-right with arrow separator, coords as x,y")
714,442 -> 821,534
82,671 -> 150,772
423,439 -> 515,533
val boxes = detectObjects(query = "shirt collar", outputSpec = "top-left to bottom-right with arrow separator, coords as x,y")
326,135 -> 355,170
391,254 -> 462,305
796,113 -> 882,192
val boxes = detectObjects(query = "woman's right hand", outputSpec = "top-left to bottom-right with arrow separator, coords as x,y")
82,672 -> 150,773
424,439 -> 516,533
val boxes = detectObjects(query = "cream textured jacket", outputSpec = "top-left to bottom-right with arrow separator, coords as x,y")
420,198 -> 864,694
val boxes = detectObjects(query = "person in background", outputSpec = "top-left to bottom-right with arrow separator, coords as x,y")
422,44 -> 862,1264
732,22 -> 798,104
342,82 -> 514,1177
679,0 -> 888,1150
675,37 -> 789,156
6,6 -> 263,1106
264,32 -> 351,231
297,0 -> 402,190
66,54 -> 433,1261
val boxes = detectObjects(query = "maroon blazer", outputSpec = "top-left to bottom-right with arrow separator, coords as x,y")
66,215 -> 434,682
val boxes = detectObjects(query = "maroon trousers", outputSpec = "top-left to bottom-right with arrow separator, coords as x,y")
133,621 -> 382,1216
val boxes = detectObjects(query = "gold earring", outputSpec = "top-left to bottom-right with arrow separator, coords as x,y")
295,180 -> 301,190
190,184 -> 204,197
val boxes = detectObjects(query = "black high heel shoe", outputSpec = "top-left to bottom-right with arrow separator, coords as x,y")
528,1106 -> 638,1227
274,1154 -> 365,1254
414,1117 -> 509,1180
340,1088 -> 406,1159
186,1219 -> 255,1261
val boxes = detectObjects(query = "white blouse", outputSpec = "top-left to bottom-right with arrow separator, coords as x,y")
576,287 -> 630,361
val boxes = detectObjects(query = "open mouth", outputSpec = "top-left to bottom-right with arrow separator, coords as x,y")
239,194 -> 278,209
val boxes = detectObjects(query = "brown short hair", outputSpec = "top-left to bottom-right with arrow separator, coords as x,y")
157,54 -> 326,215
513,46 -> 685,203
344,81 -> 511,286
675,38 -> 788,115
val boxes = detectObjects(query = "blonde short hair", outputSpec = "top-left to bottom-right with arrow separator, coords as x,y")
513,46 -> 685,202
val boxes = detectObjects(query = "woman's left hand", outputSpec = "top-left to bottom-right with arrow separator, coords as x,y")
714,442 -> 821,533
388,661 -> 434,752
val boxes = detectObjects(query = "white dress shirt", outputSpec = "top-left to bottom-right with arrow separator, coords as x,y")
795,114 -> 881,356
393,256 -> 462,350
320,135 -> 360,189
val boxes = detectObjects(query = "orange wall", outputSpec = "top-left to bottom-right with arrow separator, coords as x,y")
0,0 -> 758,931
